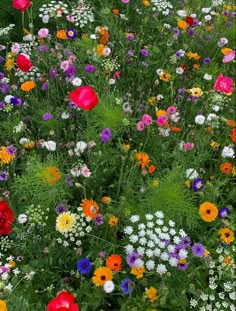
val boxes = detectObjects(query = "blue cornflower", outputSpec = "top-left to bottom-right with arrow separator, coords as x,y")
120,278 -> 134,295
77,258 -> 92,275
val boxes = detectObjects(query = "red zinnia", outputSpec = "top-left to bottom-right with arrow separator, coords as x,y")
0,200 -> 14,235
47,291 -> 79,311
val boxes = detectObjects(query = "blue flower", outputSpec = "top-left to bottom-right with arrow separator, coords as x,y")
218,207 -> 229,219
120,278 -> 134,295
77,258 -> 92,275
192,178 -> 204,191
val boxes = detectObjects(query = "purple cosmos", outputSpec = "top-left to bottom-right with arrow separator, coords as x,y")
126,252 -> 140,267
42,112 -> 53,121
55,203 -> 68,215
84,64 -> 95,73
66,28 -> 77,40
140,49 -> 149,57
218,207 -> 229,219
192,243 -> 205,257
192,178 -> 204,192
6,145 -> 17,155
0,171 -> 9,181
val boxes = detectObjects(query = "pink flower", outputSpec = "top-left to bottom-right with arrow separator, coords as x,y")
38,28 -> 49,38
156,116 -> 168,127
60,60 -> 70,71
213,73 -> 234,93
222,50 -> 235,63
68,55 -> 77,63
142,114 -> 152,126
167,106 -> 177,115
137,121 -> 145,131
122,0 -> 130,3
81,165 -> 91,177
183,142 -> 194,150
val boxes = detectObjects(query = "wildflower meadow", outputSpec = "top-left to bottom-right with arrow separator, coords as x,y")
0,0 -> 235,310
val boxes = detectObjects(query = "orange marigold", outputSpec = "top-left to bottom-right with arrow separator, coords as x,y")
92,267 -> 113,286
80,199 -> 100,219
220,163 -> 233,173
106,254 -> 122,272
199,202 -> 218,222
219,228 -> 234,244
21,80 -> 35,92
0,146 -> 15,165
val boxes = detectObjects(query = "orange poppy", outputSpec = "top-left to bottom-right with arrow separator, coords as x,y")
220,163 -> 233,173
148,165 -> 156,174
100,33 -> 110,45
171,127 -> 181,133
106,254 -> 122,272
112,9 -> 119,14
80,199 -> 100,219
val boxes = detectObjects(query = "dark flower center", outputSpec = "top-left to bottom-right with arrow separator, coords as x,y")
101,276 -> 106,281
225,233 -> 230,238
206,210 -> 211,214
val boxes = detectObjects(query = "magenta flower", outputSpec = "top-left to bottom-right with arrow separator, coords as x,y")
142,114 -> 152,126
137,121 -> 145,131
213,73 -> 234,93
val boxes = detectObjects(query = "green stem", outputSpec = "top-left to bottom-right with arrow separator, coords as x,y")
85,233 -> 121,248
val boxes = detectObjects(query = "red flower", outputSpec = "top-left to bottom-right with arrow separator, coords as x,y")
47,291 -> 79,311
16,54 -> 33,72
186,16 -> 194,27
0,200 -> 14,235
12,0 -> 31,13
69,86 -> 98,110
181,64 -> 187,74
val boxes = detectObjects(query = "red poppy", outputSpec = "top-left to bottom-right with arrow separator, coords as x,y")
12,0 -> 31,13
47,291 -> 79,311
16,54 -> 33,72
186,16 -> 194,27
69,86 -> 98,111
0,200 -> 14,235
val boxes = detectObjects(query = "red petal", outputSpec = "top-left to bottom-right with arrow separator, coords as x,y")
69,86 -> 98,111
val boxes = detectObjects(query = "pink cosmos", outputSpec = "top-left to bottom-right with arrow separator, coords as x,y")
137,121 -> 145,131
222,50 -> 235,63
60,60 -> 70,72
167,106 -> 177,115
142,114 -> 152,126
156,116 -> 168,127
38,28 -> 49,38
183,142 -> 194,150
213,73 -> 234,93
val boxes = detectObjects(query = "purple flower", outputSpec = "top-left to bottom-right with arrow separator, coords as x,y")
0,72 -> 4,79
218,207 -> 229,219
205,35 -> 212,41
10,97 -> 22,106
188,28 -> 195,36
38,45 -> 48,52
0,171 -> 9,181
180,236 -> 191,248
178,88 -> 186,94
203,57 -> 211,64
93,214 -> 103,225
42,113 -> 53,121
6,145 -> 17,155
140,49 -> 149,57
84,64 -> 95,73
55,203 -> 67,215
0,56 -> 4,63
66,28 -> 77,40
127,50 -> 134,56
65,175 -> 73,187
100,128 -> 112,143
192,243 -> 205,257
65,65 -> 76,78
192,178 -> 204,191
177,261 -> 189,270
49,68 -> 58,79
42,82 -> 49,91
0,83 -> 9,94
173,28 -> 180,36
0,101 -> 5,110
77,258 -> 92,274
126,252 -> 140,267
176,50 -> 185,58
193,20 -> 199,27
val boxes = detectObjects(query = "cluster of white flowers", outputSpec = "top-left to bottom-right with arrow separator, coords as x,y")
0,24 -> 15,36
26,204 -> 49,228
56,207 -> 92,249
211,0 -> 224,7
15,67 -> 40,83
190,246 -> 236,311
66,0 -> 95,28
39,1 -> 69,23
0,254 -> 21,293
101,58 -> 120,72
13,121 -> 25,134
151,0 -> 173,15
123,211 -> 189,275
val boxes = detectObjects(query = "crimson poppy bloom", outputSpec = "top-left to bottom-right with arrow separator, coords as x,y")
69,86 -> 98,110
12,0 -> 31,13
16,54 -> 33,72
186,16 -> 194,27
0,200 -> 14,235
47,291 -> 79,311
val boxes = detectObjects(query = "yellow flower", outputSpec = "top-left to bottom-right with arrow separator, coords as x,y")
232,166 -> 236,177
130,266 -> 145,278
191,87 -> 203,97
7,260 -> 16,268
121,144 -> 130,152
210,141 -> 220,149
160,72 -> 171,82
108,216 -> 118,226
92,267 -> 113,286
152,179 -> 159,188
187,51 -> 201,60
56,29 -> 67,40
96,44 -> 108,57
56,212 -> 76,234
0,146 -> 15,165
148,96 -> 157,106
145,287 -> 158,302
156,110 -> 167,117
143,0 -> 150,6
185,180 -> 191,188
0,299 -> 7,311
5,58 -> 14,72
204,249 -> 210,257
221,47 -> 232,55
219,228 -> 234,244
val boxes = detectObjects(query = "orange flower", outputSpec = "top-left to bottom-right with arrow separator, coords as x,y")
106,254 -> 122,272
135,152 -> 150,169
24,141 -> 35,149
221,48 -> 233,55
100,32 -> 110,45
220,163 -> 233,173
21,80 -> 35,91
178,20 -> 188,30
56,29 -> 67,40
108,216 -> 118,226
193,64 -> 200,70
156,110 -> 167,117
199,202 -> 218,222
112,9 -> 119,14
219,228 -> 234,244
101,196 -> 111,204
80,199 -> 100,219
160,72 -> 171,82
230,128 -> 236,143
42,166 -> 61,185
171,127 -> 181,133
187,52 -> 201,60
0,146 -> 15,165
206,25 -> 212,31
130,266 -> 145,278
148,165 -> 156,174
96,44 -> 106,57
227,120 -> 236,127
143,0 -> 150,6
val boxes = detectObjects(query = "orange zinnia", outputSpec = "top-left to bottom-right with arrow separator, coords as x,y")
56,29 -> 67,40
21,80 -> 35,91
106,254 -> 122,272
80,199 -> 100,219
135,152 -> 150,169
220,163 -> 233,173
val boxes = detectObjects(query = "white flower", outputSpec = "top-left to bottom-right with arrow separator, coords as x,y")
185,168 -> 199,180
146,260 -> 155,270
124,226 -> 133,235
179,229 -> 187,237
18,214 -> 27,224
195,114 -> 206,125
207,113 -> 219,122
70,166 -> 81,177
124,244 -> 134,254
202,7 -> 211,13
176,67 -> 184,74
43,140 -> 56,151
167,245 -> 175,252
156,219 -> 164,226
147,241 -> 155,248
75,141 -> 87,154
229,292 -> 236,300
155,211 -> 164,218
137,247 -> 145,256
61,112 -> 70,119
4,283 -> 13,291
71,77 -> 82,87
203,73 -> 212,80
138,230 -> 146,237
130,215 -> 139,223
42,15 -> 50,23
145,214 -> 153,220
103,281 -> 115,293
177,10 -> 187,17
135,258 -> 144,267
168,220 -> 175,227
179,249 -> 188,259
138,223 -> 145,230
205,15 -> 212,21
108,79 -> 116,85
19,137 -> 30,145
139,237 -> 147,245
129,235 -> 139,243
212,105 -> 220,112
169,257 -> 178,267
4,95 -> 14,104
221,146 -> 235,158
153,248 -> 161,256
156,69 -> 164,75
13,268 -> 20,275
169,229 -> 176,236
190,299 -> 198,307
156,264 -> 167,275
147,222 -> 154,228
160,252 -> 169,261
1,272 -> 8,280
173,236 -> 181,244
